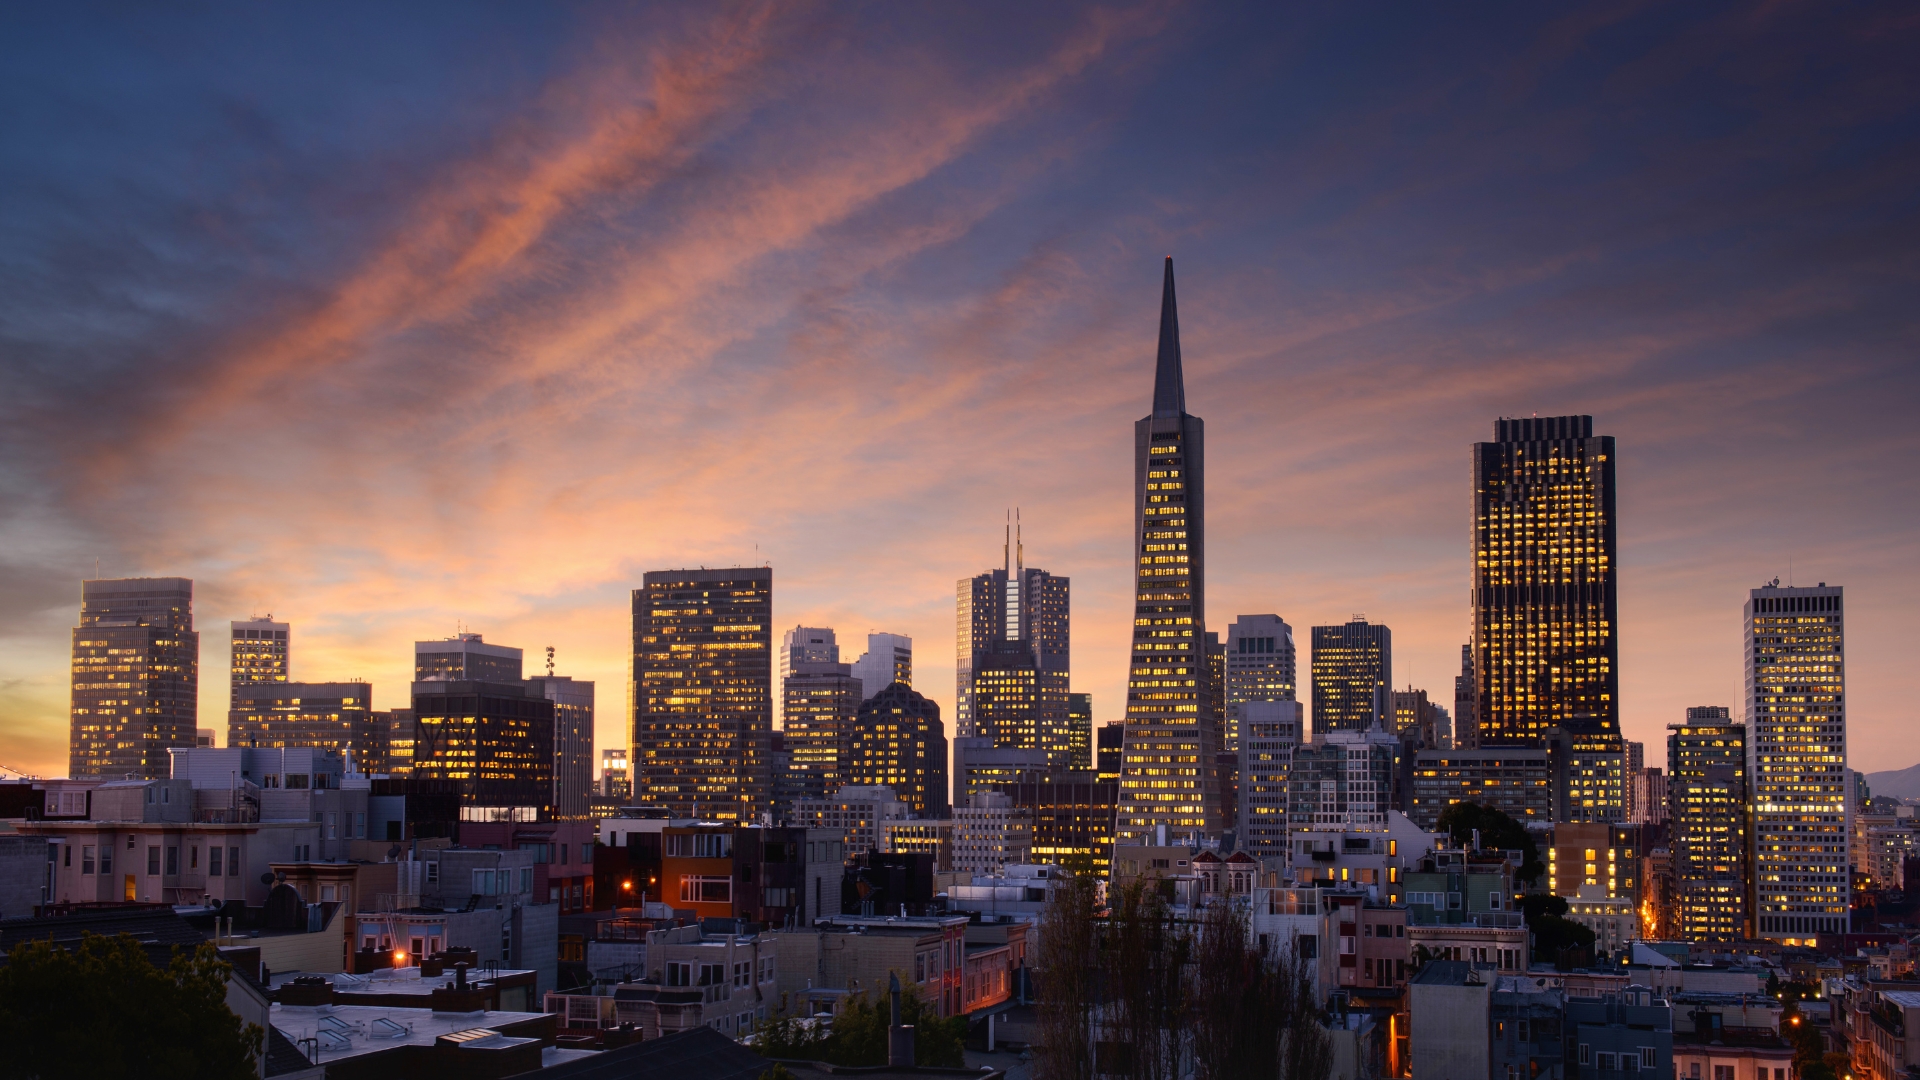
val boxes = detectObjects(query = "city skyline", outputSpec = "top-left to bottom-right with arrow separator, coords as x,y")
2,5 -> 1916,780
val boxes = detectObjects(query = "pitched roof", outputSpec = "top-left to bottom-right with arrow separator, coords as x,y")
263,1026 -> 316,1077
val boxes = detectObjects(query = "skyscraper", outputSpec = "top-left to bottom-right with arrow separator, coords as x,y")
1311,617 -> 1392,736
411,678 -> 554,818
781,626 -> 862,803
1117,258 -> 1220,844
955,520 -> 1069,755
229,616 -> 288,706
1066,692 -> 1093,772
1391,687 -> 1446,750
1225,614 -> 1296,752
527,674 -> 595,821
229,681 -> 380,766
1238,699 -> 1303,857
1471,415 -> 1623,820
1746,582 -> 1847,944
1667,705 -> 1749,942
1453,644 -> 1478,748
633,567 -> 773,822
847,683 -> 947,818
850,632 -> 913,702
415,633 -> 523,682
69,577 -> 199,780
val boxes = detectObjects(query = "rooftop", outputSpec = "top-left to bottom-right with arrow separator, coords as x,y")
269,1002 -> 548,1065
269,966 -> 538,998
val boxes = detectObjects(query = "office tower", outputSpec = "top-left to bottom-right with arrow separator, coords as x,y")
633,567 -> 773,822
1311,617 -> 1392,735
601,748 -> 631,800
1471,415 -> 1623,820
228,681 -> 380,766
229,616 -> 289,706
195,728 -> 216,748
1117,258 -> 1220,844
1287,726 -> 1399,830
1667,705 -> 1749,941
1453,645 -> 1478,749
951,736 -> 1054,805
383,709 -> 416,773
1745,582 -> 1847,944
846,683 -> 947,818
955,523 -> 1070,752
1407,746 -> 1556,829
1009,777 -> 1117,877
1066,693 -> 1093,772
415,633 -> 523,682
1205,630 -> 1227,751
1095,722 -> 1125,784
69,578 -> 199,780
1239,700 -> 1303,856
1225,614 -> 1297,751
781,626 -> 863,803
411,678 -> 555,817
1391,687 -> 1447,750
850,633 -> 913,702
527,674 -> 594,821
780,624 -> 838,730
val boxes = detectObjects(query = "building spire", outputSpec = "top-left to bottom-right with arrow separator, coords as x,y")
1152,256 -> 1186,418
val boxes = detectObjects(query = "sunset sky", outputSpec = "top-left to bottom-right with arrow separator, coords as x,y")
2,3 -> 1915,780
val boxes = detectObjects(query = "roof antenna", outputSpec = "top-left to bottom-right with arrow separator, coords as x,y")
1016,508 -> 1023,573
1003,510 -> 1010,575
545,645 -> 555,677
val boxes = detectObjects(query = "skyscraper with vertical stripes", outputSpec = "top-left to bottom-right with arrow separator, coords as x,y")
1116,258 -> 1220,844
1745,582 -> 1847,944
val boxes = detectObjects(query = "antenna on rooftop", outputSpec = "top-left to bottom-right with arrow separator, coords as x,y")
545,645 -> 555,677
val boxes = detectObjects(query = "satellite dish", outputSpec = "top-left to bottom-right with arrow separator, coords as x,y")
260,872 -> 276,886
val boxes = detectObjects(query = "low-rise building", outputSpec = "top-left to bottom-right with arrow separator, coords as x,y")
1670,990 -> 1794,1080
1567,884 -> 1640,959
774,914 -> 967,1018
1491,975 -> 1567,1080
1567,986 -> 1673,1080
1410,961 -> 1493,1080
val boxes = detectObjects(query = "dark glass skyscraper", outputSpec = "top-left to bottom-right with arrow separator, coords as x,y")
69,577 -> 199,779
633,567 -> 773,822
1472,415 -> 1623,821
1310,617 -> 1392,735
1117,258 -> 1219,843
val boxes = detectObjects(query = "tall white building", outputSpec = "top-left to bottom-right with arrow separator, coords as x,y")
1238,700 -> 1303,856
850,633 -> 913,703
1225,614 -> 1296,751
1745,582 -> 1848,945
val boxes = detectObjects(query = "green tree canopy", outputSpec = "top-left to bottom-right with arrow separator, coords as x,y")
1436,802 -> 1545,883
0,932 -> 261,1080
755,980 -> 965,1068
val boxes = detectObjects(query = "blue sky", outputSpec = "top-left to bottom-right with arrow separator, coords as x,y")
1,2 -> 1915,776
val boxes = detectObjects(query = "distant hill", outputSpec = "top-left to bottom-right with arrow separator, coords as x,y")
1866,763 -> 1920,801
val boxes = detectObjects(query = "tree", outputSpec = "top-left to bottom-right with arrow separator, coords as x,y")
1519,892 -> 1596,963
0,932 -> 261,1080
1190,900 -> 1331,1080
1437,802 -> 1544,883
1034,871 -> 1100,1080
754,980 -> 964,1068
1103,879 -> 1191,1080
